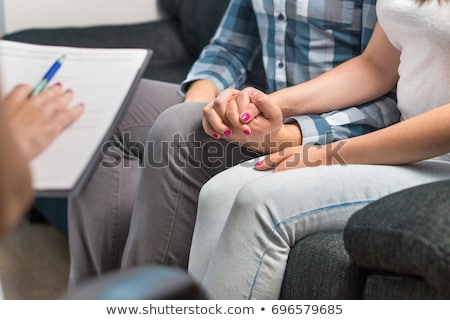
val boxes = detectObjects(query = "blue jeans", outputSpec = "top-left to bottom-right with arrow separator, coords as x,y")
188,159 -> 450,299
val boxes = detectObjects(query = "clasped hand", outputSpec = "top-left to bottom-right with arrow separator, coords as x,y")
202,87 -> 292,154
202,87 -> 333,172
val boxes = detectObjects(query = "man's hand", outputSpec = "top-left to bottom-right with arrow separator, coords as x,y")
226,89 -> 302,153
4,83 -> 84,160
202,88 -> 240,139
202,88 -> 302,153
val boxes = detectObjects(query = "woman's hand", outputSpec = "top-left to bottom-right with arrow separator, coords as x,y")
254,142 -> 347,172
202,88 -> 241,139
4,83 -> 84,160
229,90 -> 303,153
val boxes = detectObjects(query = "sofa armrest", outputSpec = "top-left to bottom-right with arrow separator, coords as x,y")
344,179 -> 450,297
281,231 -> 368,299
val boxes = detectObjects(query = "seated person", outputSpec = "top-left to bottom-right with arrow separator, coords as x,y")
188,0 -> 450,299
68,0 -> 400,286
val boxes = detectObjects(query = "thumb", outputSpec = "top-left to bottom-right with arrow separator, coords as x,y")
249,90 -> 282,120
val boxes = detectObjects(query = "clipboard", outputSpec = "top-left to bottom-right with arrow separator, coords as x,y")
0,40 -> 152,197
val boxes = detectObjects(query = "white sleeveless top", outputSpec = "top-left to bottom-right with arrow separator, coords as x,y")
377,0 -> 450,121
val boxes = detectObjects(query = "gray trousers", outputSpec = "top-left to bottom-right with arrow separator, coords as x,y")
68,79 -> 258,286
68,79 -> 182,286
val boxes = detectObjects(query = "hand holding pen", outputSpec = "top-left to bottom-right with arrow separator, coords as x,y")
3,54 -> 85,159
31,54 -> 66,96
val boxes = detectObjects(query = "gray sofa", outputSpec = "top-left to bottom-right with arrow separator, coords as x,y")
4,0 -> 449,299
281,180 -> 450,299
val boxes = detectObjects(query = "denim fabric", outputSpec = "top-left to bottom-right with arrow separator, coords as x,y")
189,160 -> 450,299
120,102 -> 257,272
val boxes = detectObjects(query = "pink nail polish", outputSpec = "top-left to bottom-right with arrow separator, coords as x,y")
244,129 -> 251,136
54,82 -> 62,87
65,89 -> 73,95
255,160 -> 263,167
213,133 -> 220,140
241,113 -> 251,122
224,129 -> 232,136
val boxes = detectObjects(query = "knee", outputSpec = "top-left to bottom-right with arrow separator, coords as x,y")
233,181 -> 267,211
198,176 -> 230,213
148,102 -> 205,142
226,181 -> 276,227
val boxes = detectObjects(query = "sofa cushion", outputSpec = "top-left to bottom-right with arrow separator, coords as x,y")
177,0 -> 231,58
281,231 -> 368,299
3,20 -> 192,82
363,272 -> 448,299
159,0 -> 182,17
344,179 -> 450,296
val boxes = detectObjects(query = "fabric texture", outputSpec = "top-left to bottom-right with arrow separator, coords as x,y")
3,20 -> 192,83
280,231 -> 368,299
376,0 -> 450,161
120,102 -> 258,272
65,266 -> 208,300
178,0 -> 231,58
363,273 -> 448,300
68,80 -> 183,286
377,0 -> 450,119
190,160 -> 450,299
182,0 -> 400,146
344,179 -> 450,297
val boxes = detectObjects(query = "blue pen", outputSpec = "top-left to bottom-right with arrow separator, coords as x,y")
31,54 -> 66,96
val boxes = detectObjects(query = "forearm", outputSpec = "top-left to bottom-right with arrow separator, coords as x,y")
181,1 -> 259,99
270,24 -> 400,117
184,80 -> 218,103
332,103 -> 450,165
272,56 -> 396,117
0,115 -> 33,236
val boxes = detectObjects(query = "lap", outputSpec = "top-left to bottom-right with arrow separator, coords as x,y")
116,79 -> 183,143
200,159 -> 450,221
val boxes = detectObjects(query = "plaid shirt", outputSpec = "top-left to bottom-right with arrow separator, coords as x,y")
182,0 -> 400,145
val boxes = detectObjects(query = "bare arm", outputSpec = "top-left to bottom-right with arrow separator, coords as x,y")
270,23 -> 401,117
0,92 -> 33,237
0,84 -> 83,236
0,117 -> 33,237
337,103 -> 450,165
258,103 -> 450,172
255,23 -> 450,171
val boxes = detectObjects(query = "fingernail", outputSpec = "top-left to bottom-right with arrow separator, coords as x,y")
244,129 -> 251,136
213,133 -> 220,140
241,113 -> 251,122
65,89 -> 73,95
255,160 -> 263,167
79,103 -> 86,108
54,82 -> 62,87
224,129 -> 232,136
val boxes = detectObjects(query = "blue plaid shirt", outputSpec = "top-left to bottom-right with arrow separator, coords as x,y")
181,0 -> 400,145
